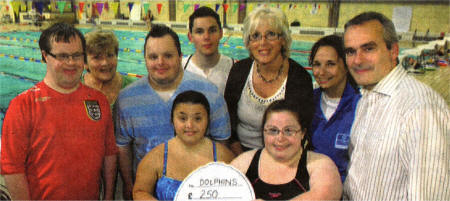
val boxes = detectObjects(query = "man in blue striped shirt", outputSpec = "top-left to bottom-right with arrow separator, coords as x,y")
115,24 -> 231,199
343,12 -> 449,201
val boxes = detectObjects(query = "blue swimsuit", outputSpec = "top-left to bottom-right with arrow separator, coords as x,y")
155,141 -> 217,201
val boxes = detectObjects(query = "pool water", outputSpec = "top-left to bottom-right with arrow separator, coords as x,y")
0,28 -> 314,132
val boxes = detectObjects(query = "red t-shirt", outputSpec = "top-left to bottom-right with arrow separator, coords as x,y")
1,82 -> 118,200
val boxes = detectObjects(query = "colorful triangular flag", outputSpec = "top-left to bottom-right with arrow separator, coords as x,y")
184,4 -> 190,13
143,3 -> 149,15
96,3 -> 103,15
128,2 -> 134,13
215,4 -> 220,12
157,3 -> 162,14
57,1 -> 66,13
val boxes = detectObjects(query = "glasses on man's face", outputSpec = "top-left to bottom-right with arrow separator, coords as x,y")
264,126 -> 302,137
47,51 -> 84,62
249,31 -> 280,42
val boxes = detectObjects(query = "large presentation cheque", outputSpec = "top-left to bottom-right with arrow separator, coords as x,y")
174,162 -> 255,201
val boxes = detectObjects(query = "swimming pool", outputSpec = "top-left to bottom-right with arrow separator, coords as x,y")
0,28 -> 316,132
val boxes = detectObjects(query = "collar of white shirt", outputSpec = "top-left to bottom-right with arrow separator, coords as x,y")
361,65 -> 406,97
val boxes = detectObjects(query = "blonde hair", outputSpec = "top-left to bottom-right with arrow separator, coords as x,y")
85,30 -> 119,55
243,6 -> 292,58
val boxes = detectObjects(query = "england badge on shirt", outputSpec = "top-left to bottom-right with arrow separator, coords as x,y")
84,100 -> 101,121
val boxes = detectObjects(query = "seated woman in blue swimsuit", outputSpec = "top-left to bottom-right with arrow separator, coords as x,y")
231,100 -> 342,200
133,90 -> 235,200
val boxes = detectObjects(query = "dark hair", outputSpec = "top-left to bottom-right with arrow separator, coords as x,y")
144,24 -> 181,56
189,6 -> 222,33
344,12 -> 398,50
262,99 -> 314,150
39,23 -> 86,63
309,35 -> 358,90
171,90 -> 211,130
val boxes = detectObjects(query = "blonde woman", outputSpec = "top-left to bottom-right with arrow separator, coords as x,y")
225,7 -> 313,155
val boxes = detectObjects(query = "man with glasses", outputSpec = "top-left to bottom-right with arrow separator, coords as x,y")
1,23 -> 118,200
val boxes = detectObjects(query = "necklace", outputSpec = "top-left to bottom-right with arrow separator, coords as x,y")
256,62 -> 284,83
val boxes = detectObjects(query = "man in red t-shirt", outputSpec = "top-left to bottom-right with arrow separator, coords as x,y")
1,23 -> 118,200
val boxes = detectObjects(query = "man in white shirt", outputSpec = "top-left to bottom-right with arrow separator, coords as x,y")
182,6 -> 235,95
343,12 -> 449,201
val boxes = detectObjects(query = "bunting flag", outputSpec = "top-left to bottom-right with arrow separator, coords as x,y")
36,2 -> 44,14
248,4 -> 254,12
223,4 -> 229,13
110,2 -> 119,15
6,5 -> 9,11
143,3 -> 149,15
239,4 -> 245,12
20,1 -> 26,12
194,4 -> 199,11
215,4 -> 220,12
232,4 -> 237,13
92,2 -> 96,15
183,4 -> 190,13
104,2 -> 108,11
157,3 -> 162,14
96,2 -> 103,15
11,1 -> 20,16
128,2 -> 134,13
79,2 -> 84,13
281,4 -> 287,12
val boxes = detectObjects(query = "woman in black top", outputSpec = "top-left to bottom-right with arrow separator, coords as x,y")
231,100 -> 342,200
224,6 -> 313,155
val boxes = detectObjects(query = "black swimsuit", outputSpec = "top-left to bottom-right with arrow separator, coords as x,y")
246,149 -> 310,200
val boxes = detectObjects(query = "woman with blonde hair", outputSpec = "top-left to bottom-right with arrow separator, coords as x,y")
225,7 -> 313,155
83,30 -> 136,108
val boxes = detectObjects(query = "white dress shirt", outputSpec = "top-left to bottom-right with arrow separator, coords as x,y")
344,65 -> 449,201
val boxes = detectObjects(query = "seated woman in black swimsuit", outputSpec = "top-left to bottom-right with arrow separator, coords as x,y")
231,99 -> 342,200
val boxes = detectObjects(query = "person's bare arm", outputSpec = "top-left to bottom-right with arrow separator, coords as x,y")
229,149 -> 257,174
133,145 -> 163,200
290,152 -> 342,200
102,154 -> 117,200
4,173 -> 30,200
118,145 -> 134,200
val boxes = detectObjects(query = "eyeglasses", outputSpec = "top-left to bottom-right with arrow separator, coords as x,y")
47,51 -> 84,62
264,126 -> 302,137
249,31 -> 281,42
